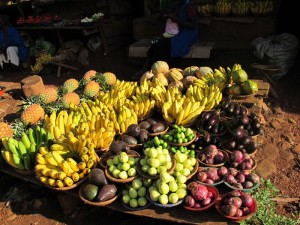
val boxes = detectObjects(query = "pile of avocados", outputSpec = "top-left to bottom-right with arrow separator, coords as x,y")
81,168 -> 118,202
119,118 -> 167,145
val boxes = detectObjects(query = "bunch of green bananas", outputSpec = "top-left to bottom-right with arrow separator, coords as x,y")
1,125 -> 53,171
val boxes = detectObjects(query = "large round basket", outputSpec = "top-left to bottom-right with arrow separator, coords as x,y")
136,155 -> 176,180
79,182 -> 122,206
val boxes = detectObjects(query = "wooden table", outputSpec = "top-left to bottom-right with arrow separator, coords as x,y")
0,165 -> 234,225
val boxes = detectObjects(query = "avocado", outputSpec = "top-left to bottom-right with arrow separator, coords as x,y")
138,129 -> 149,143
151,122 -> 165,133
88,168 -> 108,186
109,140 -> 129,155
126,124 -> 141,137
121,134 -> 138,145
82,183 -> 99,201
146,118 -> 157,125
95,184 -> 118,202
138,121 -> 151,130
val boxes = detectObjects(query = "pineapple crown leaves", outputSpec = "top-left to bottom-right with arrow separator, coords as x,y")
19,95 -> 43,111
91,72 -> 111,92
10,118 -> 28,139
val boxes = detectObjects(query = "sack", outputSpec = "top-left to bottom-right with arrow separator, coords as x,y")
251,33 -> 299,79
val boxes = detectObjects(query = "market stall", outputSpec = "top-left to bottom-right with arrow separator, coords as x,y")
0,61 -> 270,224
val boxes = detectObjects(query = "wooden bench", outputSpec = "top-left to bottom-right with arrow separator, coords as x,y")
128,39 -> 214,59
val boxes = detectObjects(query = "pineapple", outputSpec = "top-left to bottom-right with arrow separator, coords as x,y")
0,122 -> 13,139
103,72 -> 117,85
62,78 -> 79,94
82,70 -> 97,85
21,104 -> 45,125
61,92 -> 80,108
84,81 -> 100,98
38,87 -> 58,104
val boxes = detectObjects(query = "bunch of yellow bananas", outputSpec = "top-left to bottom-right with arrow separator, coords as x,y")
203,84 -> 223,111
98,89 -> 127,107
109,104 -> 138,134
113,80 -> 137,98
185,84 -> 222,110
151,85 -> 167,111
135,79 -> 154,96
35,136 -> 97,188
162,97 -> 205,126
44,110 -> 82,141
73,116 -> 115,150
125,94 -> 156,121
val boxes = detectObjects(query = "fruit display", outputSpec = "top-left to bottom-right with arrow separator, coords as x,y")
105,152 -> 138,181
215,190 -> 258,220
194,166 -> 227,186
79,168 -> 120,205
224,169 -> 260,191
138,145 -> 174,178
147,172 -> 187,206
227,150 -> 257,171
121,177 -> 152,210
219,98 -> 248,118
0,60 -> 266,219
227,65 -> 258,97
163,125 -> 196,146
1,125 -> 52,172
197,110 -> 227,136
197,145 -> 229,167
35,136 -> 98,188
184,182 -> 218,210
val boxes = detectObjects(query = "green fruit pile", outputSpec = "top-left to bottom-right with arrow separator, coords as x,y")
140,146 -> 173,176
107,152 -> 139,179
148,172 -> 187,205
163,125 -> 195,144
121,177 -> 152,208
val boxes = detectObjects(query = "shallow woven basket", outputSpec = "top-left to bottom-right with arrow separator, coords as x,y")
79,182 -> 122,206
104,155 -> 140,183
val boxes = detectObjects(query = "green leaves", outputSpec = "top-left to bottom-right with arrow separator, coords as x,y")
240,179 -> 300,225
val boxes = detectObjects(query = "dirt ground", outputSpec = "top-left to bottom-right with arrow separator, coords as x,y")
0,46 -> 299,225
